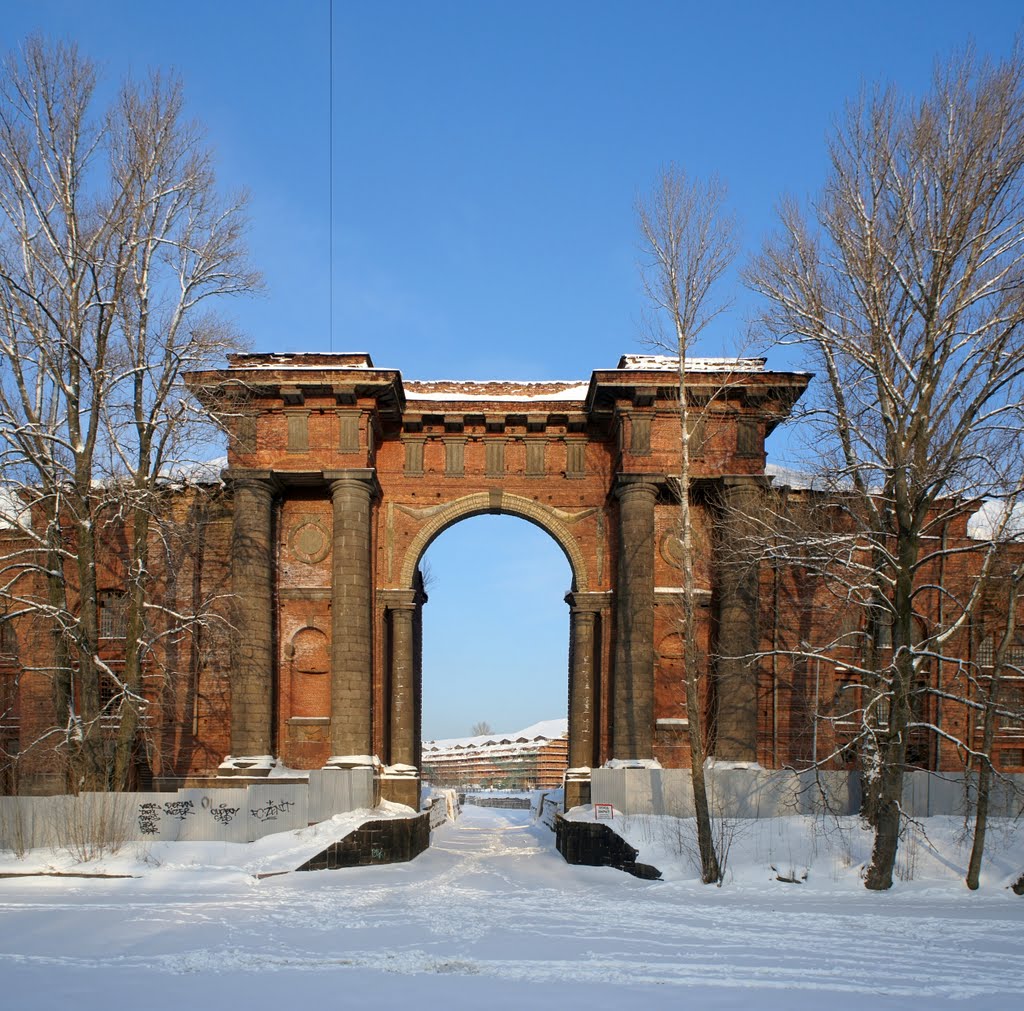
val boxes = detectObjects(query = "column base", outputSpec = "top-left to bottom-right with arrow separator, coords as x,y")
564,777 -> 592,811
217,755 -> 274,778
380,774 -> 421,811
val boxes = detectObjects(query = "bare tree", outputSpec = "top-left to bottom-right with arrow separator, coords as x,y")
748,43 -> 1024,889
0,38 -> 258,791
637,166 -> 737,884
471,721 -> 493,737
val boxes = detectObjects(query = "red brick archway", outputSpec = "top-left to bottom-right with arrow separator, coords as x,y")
189,352 -> 808,791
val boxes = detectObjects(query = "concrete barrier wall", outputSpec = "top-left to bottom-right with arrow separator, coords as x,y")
590,768 -> 1020,819
0,770 -> 376,852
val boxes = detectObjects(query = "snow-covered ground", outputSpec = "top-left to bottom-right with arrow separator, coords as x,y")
2,804 -> 1023,1010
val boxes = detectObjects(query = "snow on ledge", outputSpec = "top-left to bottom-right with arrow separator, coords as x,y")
383,763 -> 419,777
405,381 -> 589,403
704,757 -> 764,771
618,354 -> 767,372
603,758 -> 663,770
325,754 -> 381,770
219,754 -> 275,771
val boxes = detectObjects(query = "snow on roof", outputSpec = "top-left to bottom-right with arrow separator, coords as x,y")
0,485 -> 28,531
424,717 -> 567,753
765,463 -> 829,491
404,380 -> 589,403
618,354 -> 767,372
967,499 -> 1024,540
227,352 -> 376,370
160,455 -> 228,484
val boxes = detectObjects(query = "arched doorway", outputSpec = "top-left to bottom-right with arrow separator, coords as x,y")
415,515 -> 571,790
382,492 -> 605,784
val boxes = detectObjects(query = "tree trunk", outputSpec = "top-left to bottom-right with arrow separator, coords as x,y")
864,742 -> 904,890
966,759 -> 992,891
113,496 -> 152,790
677,358 -> 721,884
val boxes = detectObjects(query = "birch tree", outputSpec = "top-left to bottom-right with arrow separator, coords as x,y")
0,38 -> 258,790
748,44 -> 1024,889
637,166 -> 736,883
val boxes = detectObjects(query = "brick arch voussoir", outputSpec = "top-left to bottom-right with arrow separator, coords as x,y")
398,492 -> 589,592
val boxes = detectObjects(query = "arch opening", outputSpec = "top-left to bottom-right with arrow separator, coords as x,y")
398,491 -> 589,594
414,514 -> 572,792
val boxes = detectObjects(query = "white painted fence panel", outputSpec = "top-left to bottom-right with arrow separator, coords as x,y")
176,789 -> 249,843
0,770 -> 374,852
245,784 -> 308,841
308,768 -> 374,824
590,768 -> 1024,819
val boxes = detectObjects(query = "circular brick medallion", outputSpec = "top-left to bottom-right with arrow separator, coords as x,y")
660,527 -> 706,569
660,531 -> 684,568
289,518 -> 330,564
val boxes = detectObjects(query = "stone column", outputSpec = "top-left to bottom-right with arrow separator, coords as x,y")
227,471 -> 276,757
714,477 -> 763,762
565,593 -> 600,769
612,475 -> 661,759
327,469 -> 378,758
382,589 -> 417,767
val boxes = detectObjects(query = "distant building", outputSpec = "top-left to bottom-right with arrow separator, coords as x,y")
422,720 -> 568,790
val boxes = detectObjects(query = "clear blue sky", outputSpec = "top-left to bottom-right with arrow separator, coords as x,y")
7,1 -> 1023,737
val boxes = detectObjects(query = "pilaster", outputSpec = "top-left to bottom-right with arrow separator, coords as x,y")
380,588 -> 418,767
566,591 -> 609,770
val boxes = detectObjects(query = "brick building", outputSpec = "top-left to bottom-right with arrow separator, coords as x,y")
1,351 -> 1021,796
422,720 -> 569,791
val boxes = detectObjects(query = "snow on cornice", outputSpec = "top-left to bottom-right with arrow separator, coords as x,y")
227,352 -> 376,369
405,380 -> 589,403
618,354 -> 767,372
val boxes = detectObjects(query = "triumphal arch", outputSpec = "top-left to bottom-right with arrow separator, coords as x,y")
189,352 -> 808,801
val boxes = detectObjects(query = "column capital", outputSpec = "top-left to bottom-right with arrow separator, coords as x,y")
720,475 -> 771,493
325,467 -> 380,500
224,468 -> 281,497
612,473 -> 666,501
565,590 -> 613,613
378,588 -> 418,612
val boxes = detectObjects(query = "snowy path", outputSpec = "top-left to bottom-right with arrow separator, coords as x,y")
2,805 -> 1024,1009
